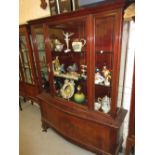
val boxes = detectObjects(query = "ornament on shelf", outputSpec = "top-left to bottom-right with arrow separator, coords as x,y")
102,65 -> 111,86
60,79 -> 75,99
63,31 -> 74,53
80,64 -> 87,79
95,68 -> 104,84
67,63 -> 78,73
53,39 -> 64,52
72,38 -> 86,52
98,96 -> 111,113
52,56 -> 61,74
73,85 -> 85,104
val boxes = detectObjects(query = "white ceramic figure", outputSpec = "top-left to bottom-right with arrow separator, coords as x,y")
63,31 -> 74,53
95,72 -> 104,84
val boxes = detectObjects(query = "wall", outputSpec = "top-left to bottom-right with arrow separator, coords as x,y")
19,0 -> 50,24
118,21 -> 135,147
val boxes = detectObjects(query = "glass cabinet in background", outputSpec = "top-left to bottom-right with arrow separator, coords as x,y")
31,25 -> 50,92
28,1 -> 127,154
19,25 -> 39,101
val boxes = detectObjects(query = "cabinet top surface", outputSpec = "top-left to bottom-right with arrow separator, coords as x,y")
28,1 -> 125,25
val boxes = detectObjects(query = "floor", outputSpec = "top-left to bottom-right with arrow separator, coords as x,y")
19,100 -> 126,155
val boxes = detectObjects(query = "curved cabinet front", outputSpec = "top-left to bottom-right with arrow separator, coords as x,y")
38,94 -> 126,155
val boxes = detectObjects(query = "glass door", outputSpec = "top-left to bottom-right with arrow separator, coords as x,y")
47,18 -> 88,106
94,14 -> 115,114
32,26 -> 50,91
19,35 -> 34,84
93,10 -> 123,115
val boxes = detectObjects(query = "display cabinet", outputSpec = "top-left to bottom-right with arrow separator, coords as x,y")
19,25 -> 39,102
29,0 -> 127,154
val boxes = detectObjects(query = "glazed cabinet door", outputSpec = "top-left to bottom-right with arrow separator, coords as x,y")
31,25 -> 50,92
19,27 -> 36,85
46,17 -> 89,107
93,9 -> 123,115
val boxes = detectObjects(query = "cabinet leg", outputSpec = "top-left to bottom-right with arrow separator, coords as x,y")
42,121 -> 48,132
19,98 -> 22,111
125,137 -> 135,155
23,97 -> 26,102
119,145 -> 123,153
31,100 -> 33,105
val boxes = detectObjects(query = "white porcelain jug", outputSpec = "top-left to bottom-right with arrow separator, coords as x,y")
72,39 -> 86,52
98,96 -> 111,113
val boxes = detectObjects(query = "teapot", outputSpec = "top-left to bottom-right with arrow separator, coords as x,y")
72,39 -> 86,52
98,96 -> 111,113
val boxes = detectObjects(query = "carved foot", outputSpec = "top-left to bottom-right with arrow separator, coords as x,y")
119,145 -> 123,153
23,97 -> 26,102
42,121 -> 48,132
31,100 -> 34,105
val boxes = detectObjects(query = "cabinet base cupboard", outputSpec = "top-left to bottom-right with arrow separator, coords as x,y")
38,93 -> 126,155
29,1 -> 127,155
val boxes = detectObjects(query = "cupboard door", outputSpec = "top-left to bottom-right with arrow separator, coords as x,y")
31,25 -> 50,92
93,10 -> 123,115
47,17 -> 88,107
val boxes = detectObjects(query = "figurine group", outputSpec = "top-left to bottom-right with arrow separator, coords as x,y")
95,65 -> 111,86
94,96 -> 111,113
51,31 -> 86,53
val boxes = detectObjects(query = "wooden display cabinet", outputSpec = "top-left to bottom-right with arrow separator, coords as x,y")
29,0 -> 127,154
19,24 -> 39,102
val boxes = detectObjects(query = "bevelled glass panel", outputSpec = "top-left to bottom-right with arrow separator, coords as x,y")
34,27 -> 49,91
19,35 -> 33,84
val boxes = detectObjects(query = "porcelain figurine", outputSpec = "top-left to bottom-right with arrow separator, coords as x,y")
67,63 -> 78,72
51,39 -> 64,52
60,64 -> 66,73
102,65 -> 111,86
52,56 -> 61,74
80,64 -> 87,79
55,44 -> 64,52
63,31 -> 74,53
95,72 -> 104,84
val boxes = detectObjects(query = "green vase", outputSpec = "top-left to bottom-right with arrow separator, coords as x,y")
74,85 -> 85,104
